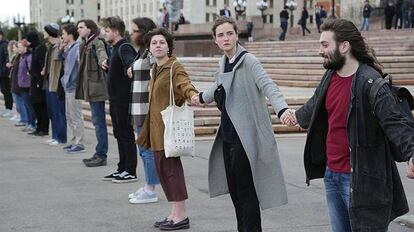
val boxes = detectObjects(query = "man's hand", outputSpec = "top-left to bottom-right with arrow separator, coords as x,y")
127,67 -> 133,79
407,157 -> 414,179
101,59 -> 109,71
280,109 -> 297,126
40,67 -> 45,76
6,62 -> 12,68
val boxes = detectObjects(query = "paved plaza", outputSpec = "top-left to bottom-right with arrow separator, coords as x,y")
1,118 -> 414,232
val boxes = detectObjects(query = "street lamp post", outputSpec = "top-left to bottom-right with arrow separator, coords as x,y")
285,0 -> 298,28
233,0 -> 247,20
61,15 -> 76,24
256,0 -> 268,23
13,14 -> 26,41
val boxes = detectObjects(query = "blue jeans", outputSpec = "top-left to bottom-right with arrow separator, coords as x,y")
89,101 -> 108,158
20,92 -> 36,127
324,168 -> 352,232
279,22 -> 288,41
46,90 -> 67,143
136,126 -> 159,185
12,93 -> 27,124
360,17 -> 369,31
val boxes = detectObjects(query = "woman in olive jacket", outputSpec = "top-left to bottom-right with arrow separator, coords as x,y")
137,28 -> 198,231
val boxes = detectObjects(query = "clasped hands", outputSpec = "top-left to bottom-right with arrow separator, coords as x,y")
191,94 -> 297,126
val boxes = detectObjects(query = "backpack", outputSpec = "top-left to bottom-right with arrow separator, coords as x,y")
369,73 -> 414,161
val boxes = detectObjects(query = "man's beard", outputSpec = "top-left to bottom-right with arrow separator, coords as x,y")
322,48 -> 346,70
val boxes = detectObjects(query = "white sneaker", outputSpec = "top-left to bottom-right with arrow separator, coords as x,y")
9,115 -> 19,121
1,110 -> 14,118
49,140 -> 59,146
128,187 -> 144,199
129,190 -> 158,204
45,139 -> 56,144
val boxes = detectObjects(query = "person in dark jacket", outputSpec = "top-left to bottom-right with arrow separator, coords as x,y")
0,30 -> 13,117
279,6 -> 289,41
287,18 -> 414,232
315,5 -> 322,33
360,0 -> 373,31
26,31 -> 49,137
100,17 -> 138,183
299,7 -> 311,36
395,0 -> 404,29
384,1 -> 396,30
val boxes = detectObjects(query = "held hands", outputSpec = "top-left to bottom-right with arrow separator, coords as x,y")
191,94 -> 201,106
127,67 -> 133,79
407,157 -> 414,179
280,109 -> 297,126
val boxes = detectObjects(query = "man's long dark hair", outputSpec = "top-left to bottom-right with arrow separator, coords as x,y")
321,18 -> 383,75
131,17 -> 156,48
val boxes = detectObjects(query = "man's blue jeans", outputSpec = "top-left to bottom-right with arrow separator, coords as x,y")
324,168 -> 352,232
360,17 -> 369,31
279,22 -> 288,41
89,101 -> 108,158
46,90 -> 67,143
136,126 -> 159,185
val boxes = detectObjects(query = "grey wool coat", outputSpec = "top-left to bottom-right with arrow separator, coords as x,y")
202,45 -> 288,209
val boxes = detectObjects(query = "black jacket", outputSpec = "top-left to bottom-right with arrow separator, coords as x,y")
296,64 -> 414,231
107,38 -> 136,104
0,40 -> 9,78
362,4 -> 373,18
29,42 -> 47,103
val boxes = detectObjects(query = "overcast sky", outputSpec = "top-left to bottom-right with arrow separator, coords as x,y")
0,0 -> 30,25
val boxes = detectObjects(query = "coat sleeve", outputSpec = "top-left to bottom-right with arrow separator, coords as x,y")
372,84 -> 414,161
172,63 -> 199,102
200,80 -> 218,104
247,54 -> 288,117
95,40 -> 108,66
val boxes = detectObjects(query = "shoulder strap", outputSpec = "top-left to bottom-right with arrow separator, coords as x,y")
118,43 -> 136,71
169,61 -> 177,106
369,78 -> 388,108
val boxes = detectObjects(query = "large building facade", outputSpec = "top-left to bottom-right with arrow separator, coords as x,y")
100,0 -> 165,31
30,0 -> 100,30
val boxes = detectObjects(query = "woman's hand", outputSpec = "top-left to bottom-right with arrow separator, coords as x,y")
191,94 -> 201,106
127,67 -> 133,79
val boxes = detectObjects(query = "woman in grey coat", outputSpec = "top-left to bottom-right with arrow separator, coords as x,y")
192,17 -> 294,232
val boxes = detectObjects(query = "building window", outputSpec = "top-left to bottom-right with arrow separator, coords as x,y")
224,0 -> 229,6
206,13 -> 210,22
213,0 -> 216,6
213,13 -> 218,20
71,10 -> 74,17
71,0 -> 73,4
206,0 -> 209,6
268,0 -> 273,8
66,9 -> 70,15
66,0 -> 69,4
269,14 -> 273,23
81,9 -> 84,17
97,3 -> 101,10
98,15 -> 101,21
81,0 -> 83,4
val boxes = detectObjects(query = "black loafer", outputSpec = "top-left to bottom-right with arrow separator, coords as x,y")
159,217 -> 190,231
154,218 -> 170,228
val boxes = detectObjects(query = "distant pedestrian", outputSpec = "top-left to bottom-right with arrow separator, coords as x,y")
299,7 -> 311,36
315,5 -> 322,33
0,30 -> 13,118
279,6 -> 289,41
320,5 -> 327,23
360,0 -> 373,31
384,1 -> 396,30
219,4 -> 232,18
395,0 -> 404,29
246,18 -> 254,42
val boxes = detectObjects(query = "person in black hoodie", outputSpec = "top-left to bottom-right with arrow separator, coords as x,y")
100,16 -> 138,183
26,31 -> 49,136
299,7 -> 311,36
0,30 -> 13,117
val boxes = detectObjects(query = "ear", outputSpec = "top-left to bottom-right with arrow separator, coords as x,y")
340,41 -> 351,54
213,36 -> 218,45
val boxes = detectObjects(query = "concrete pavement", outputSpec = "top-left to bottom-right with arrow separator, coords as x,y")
1,117 -> 414,232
